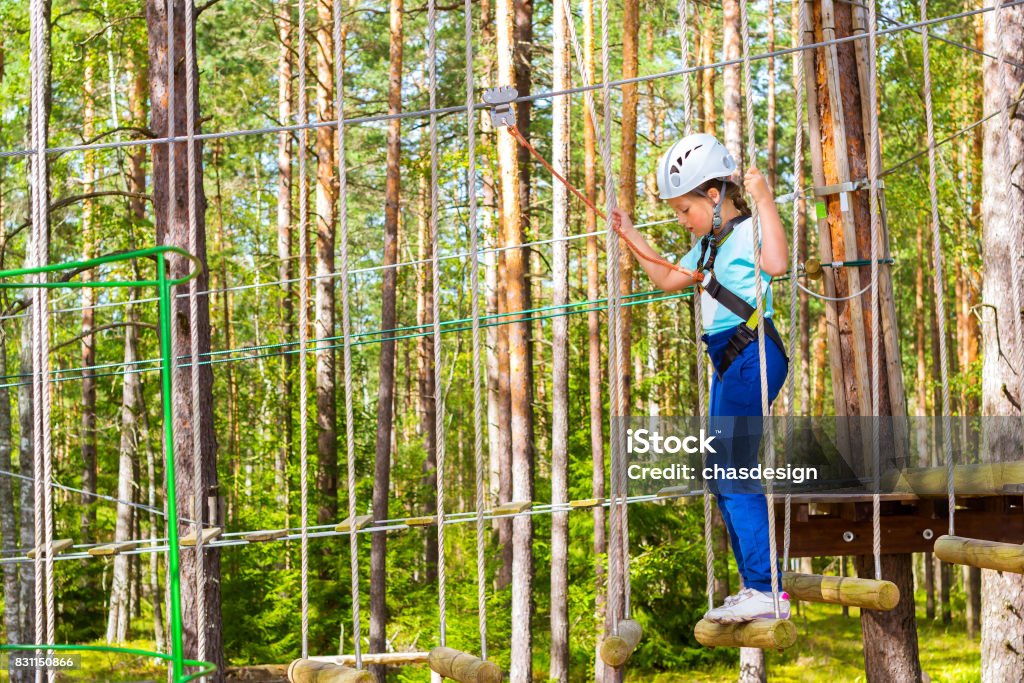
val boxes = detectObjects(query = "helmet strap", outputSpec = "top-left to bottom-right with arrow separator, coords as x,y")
711,180 -> 727,236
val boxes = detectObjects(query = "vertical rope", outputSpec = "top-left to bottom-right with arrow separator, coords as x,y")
296,0 -> 311,658
674,0 -> 712,612
465,0 -> 488,659
427,0 -> 448,647
28,0 -> 44,661
559,0 -> 622,630
867,0 -> 883,582
676,0 -> 693,137
28,0 -> 53,672
602,0 -> 632,624
333,0 -> 361,668
740,0 -> 781,615
183,1 -> 209,669
784,0 -> 807,569
919,0 -> 955,536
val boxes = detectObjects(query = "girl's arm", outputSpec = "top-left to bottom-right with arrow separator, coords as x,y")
611,208 -> 699,292
744,167 -> 788,277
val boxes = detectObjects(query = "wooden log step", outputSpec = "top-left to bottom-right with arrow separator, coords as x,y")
323,652 -> 430,666
27,539 -> 74,559
569,498 -> 603,509
180,527 -> 223,547
88,541 -> 139,557
334,515 -> 373,533
405,516 -> 436,527
694,618 -> 797,650
885,462 -> 1024,496
782,571 -> 900,610
598,619 -> 643,667
933,535 -> 1024,573
427,646 -> 502,683
287,659 -> 373,682
243,529 -> 289,542
489,501 -> 531,516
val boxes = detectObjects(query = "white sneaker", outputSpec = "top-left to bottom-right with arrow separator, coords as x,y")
703,589 -> 791,624
722,587 -> 756,607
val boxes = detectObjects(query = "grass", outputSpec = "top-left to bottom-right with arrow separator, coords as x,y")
0,593 -> 981,682
642,593 -> 981,682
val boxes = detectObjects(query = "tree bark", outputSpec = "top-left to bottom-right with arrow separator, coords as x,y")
369,0 -> 401,677
417,169 -> 438,585
805,1 -> 917,679
314,0 -> 339,526
80,59 -> 98,543
107,301 -> 143,643
145,0 -> 222,675
722,0 -> 742,165
276,0 -> 294,511
979,5 -> 1024,682
498,0 -> 534,676
701,11 -> 717,136
583,1 -> 607,679
618,0 -> 638,416
549,1 -> 570,679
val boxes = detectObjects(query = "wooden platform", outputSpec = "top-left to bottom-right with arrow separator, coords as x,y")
774,494 -> 1024,557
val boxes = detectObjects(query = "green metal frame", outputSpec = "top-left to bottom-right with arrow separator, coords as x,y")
0,246 -> 214,682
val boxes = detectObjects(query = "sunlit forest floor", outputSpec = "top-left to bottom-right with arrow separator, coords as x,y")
0,590 -> 980,682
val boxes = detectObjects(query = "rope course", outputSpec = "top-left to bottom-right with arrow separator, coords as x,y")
0,0 -> 1019,679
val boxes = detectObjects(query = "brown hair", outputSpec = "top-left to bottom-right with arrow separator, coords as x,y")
691,178 -> 751,216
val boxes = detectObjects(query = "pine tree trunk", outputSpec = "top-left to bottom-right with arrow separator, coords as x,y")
618,0 -> 638,416
549,2 -> 570,678
701,12 -> 717,136
498,0 -> 534,675
722,0 -> 742,164
583,1 -> 607,678
18,311 -> 36,677
107,302 -> 143,643
314,0 -> 339,526
369,0 -> 401,677
0,53 -> 20,649
145,1 -> 222,674
417,171 -> 438,587
804,1 -> 917,679
979,5 -> 1024,681
80,59 -> 98,543
276,0 -> 293,511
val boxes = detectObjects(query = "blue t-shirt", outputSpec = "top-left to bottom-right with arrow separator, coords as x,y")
678,216 -> 774,335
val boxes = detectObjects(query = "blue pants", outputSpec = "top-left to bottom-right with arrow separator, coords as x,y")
703,321 -> 788,592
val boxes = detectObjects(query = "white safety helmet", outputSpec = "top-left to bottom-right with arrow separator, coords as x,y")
656,133 -> 737,200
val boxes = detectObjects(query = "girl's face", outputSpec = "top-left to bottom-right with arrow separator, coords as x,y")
666,190 -> 718,238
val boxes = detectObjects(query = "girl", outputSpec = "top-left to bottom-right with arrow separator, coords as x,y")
611,133 -> 790,624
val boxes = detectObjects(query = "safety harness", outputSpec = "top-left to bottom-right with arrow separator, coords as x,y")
696,215 -> 789,378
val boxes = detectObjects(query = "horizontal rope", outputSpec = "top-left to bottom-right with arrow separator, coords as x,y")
0,0 -> 1016,161
0,219 -> 676,325
0,488 -> 692,565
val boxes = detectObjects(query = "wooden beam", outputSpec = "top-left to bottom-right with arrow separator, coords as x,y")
694,618 -> 797,650
569,498 -> 604,508
180,527 -> 223,547
783,571 -> 899,610
243,529 -> 289,542
933,535 -> 1024,574
287,659 -> 373,682
427,647 -> 502,683
88,541 -> 139,557
775,495 -> 1023,556
489,500 -> 531,516
309,653 -> 430,666
404,516 -> 436,527
334,515 -> 373,533
27,539 -> 73,559
598,619 -> 643,667
886,462 -> 1024,496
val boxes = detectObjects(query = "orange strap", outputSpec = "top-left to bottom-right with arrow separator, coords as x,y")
505,125 -> 702,282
